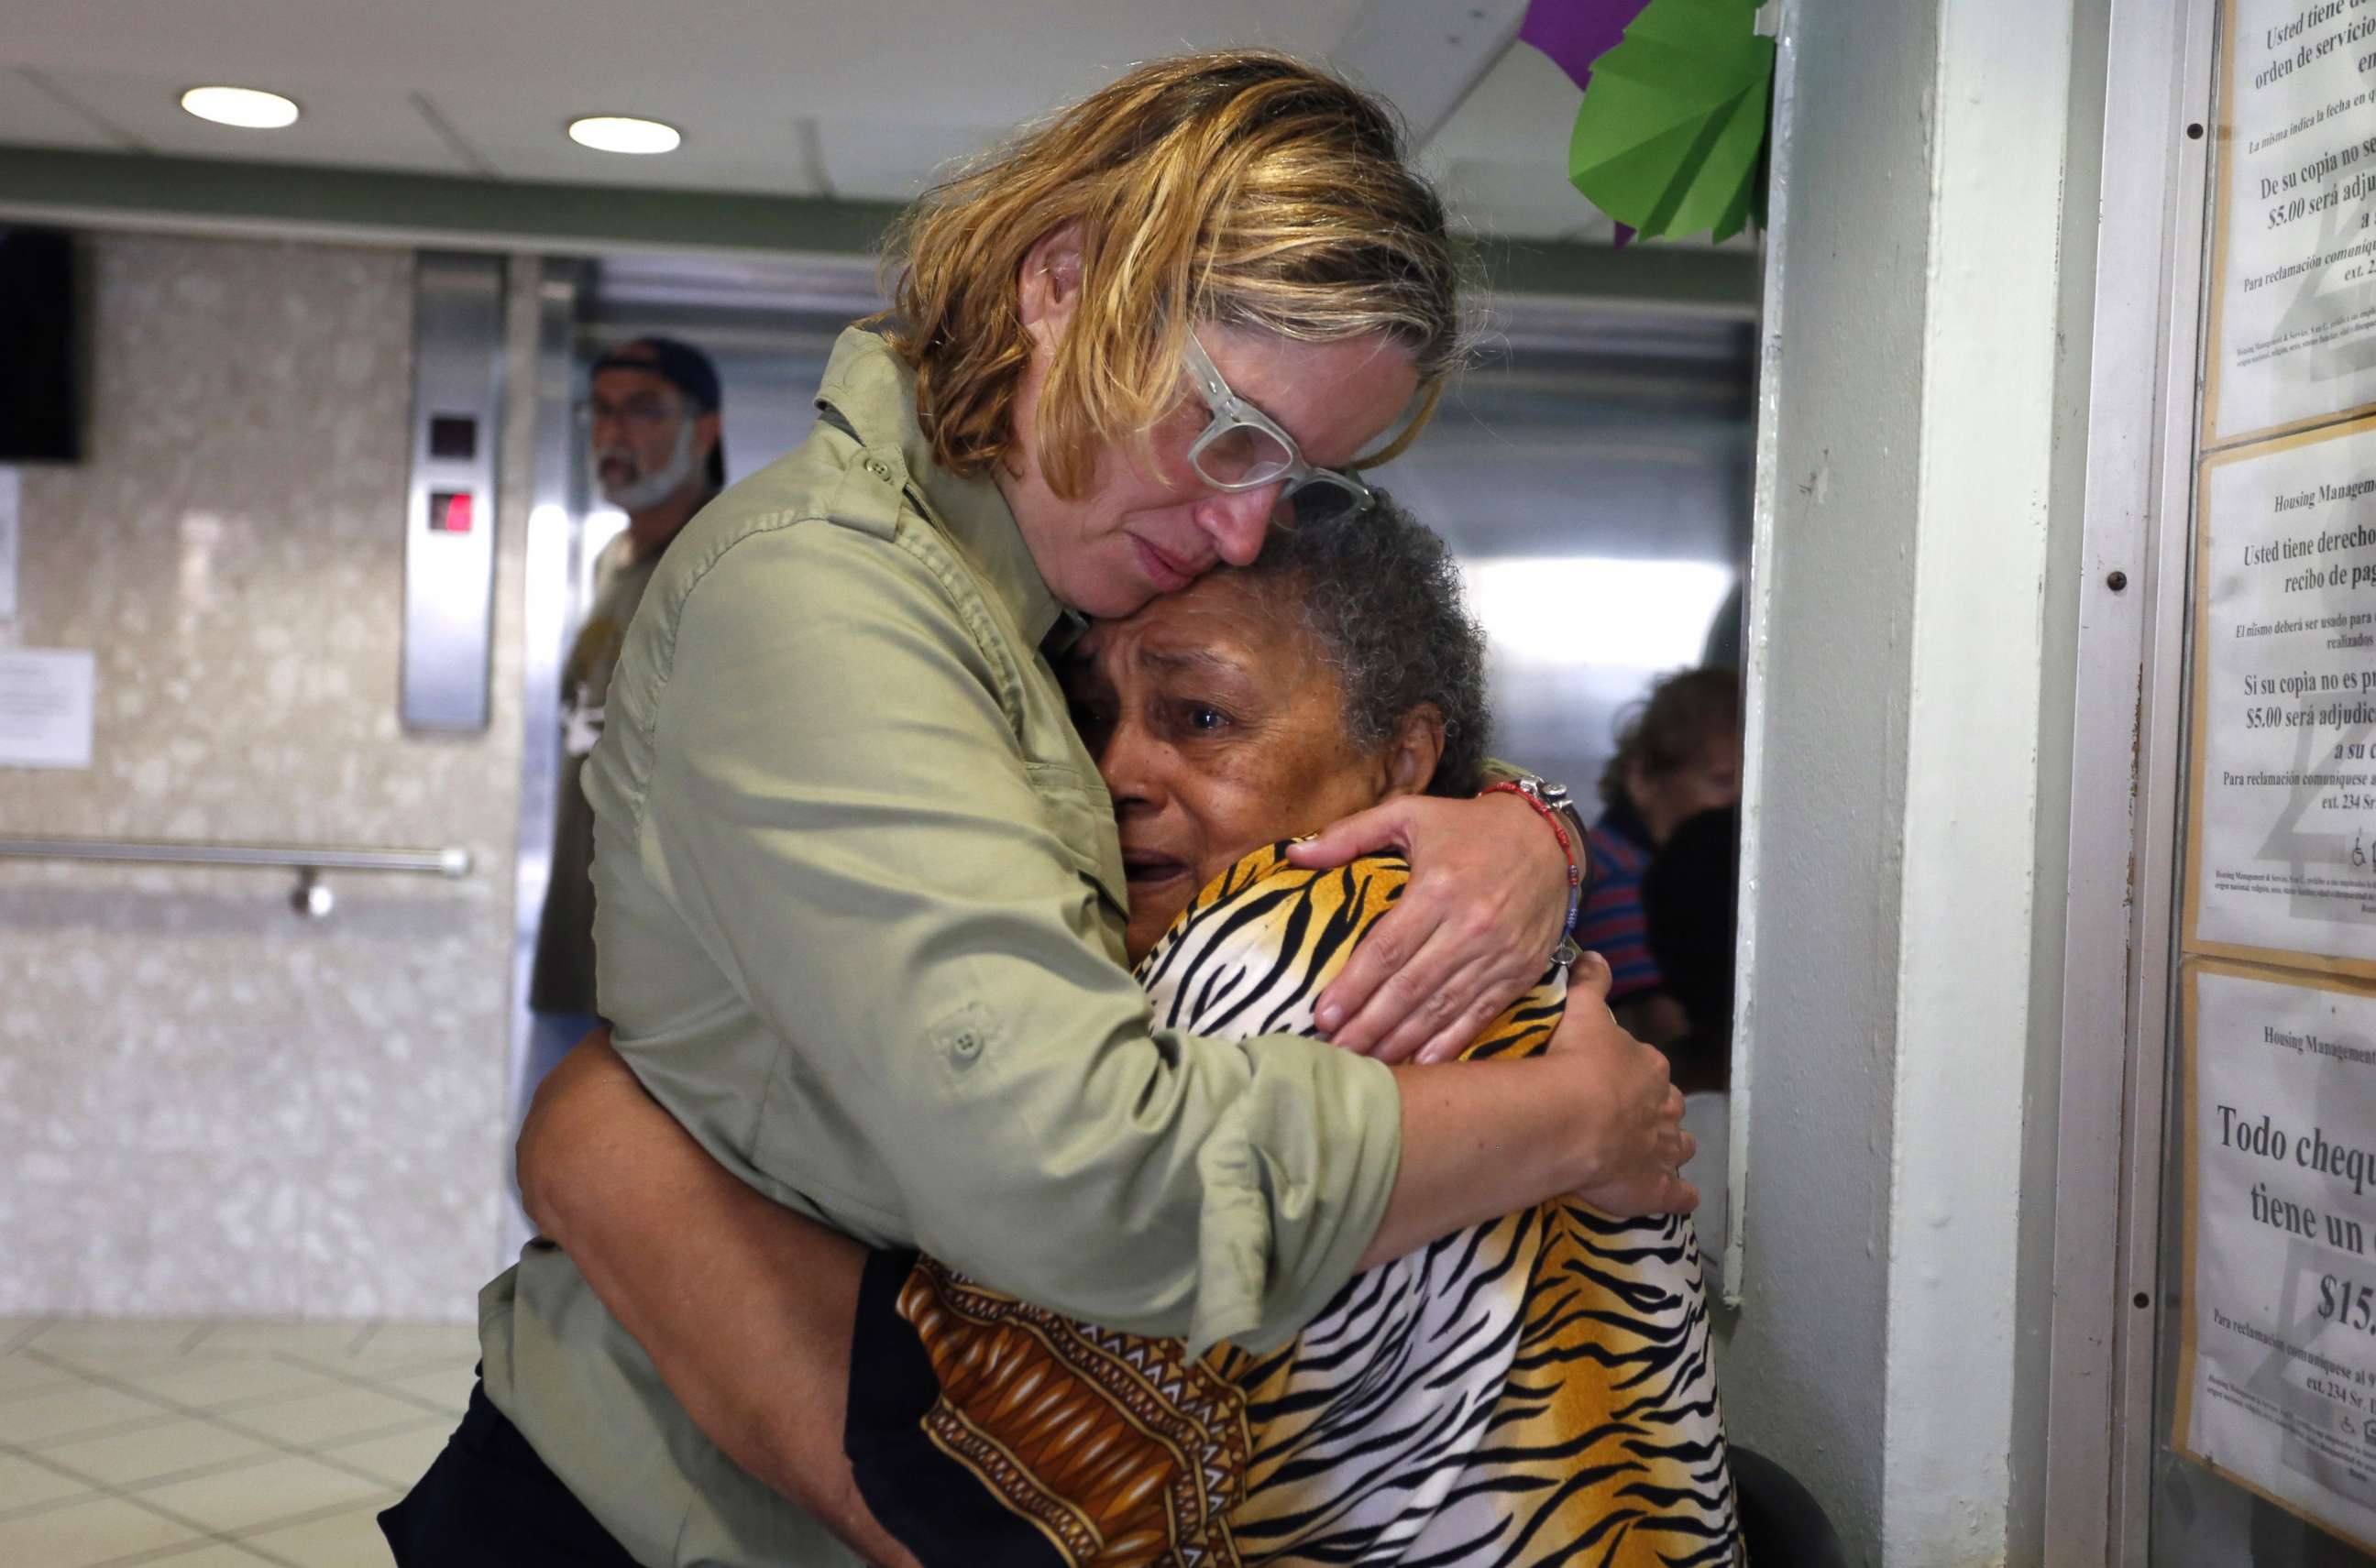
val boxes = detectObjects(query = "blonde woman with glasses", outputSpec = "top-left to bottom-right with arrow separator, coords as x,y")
382,50 -> 1697,1568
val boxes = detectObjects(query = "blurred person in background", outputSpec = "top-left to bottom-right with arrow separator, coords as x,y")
521,338 -> 725,1103
1580,666 -> 1743,1047
1643,802 -> 1742,1094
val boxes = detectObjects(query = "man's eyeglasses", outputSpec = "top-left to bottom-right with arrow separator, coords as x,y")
1180,334 -> 1374,527
575,392 -> 688,435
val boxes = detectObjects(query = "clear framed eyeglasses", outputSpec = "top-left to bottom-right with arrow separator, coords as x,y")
1180,333 -> 1376,527
574,389 -> 688,435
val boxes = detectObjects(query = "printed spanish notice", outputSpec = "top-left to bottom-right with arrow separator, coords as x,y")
2185,418 -> 2376,973
2176,962 -> 2376,1554
2206,0 -> 2376,444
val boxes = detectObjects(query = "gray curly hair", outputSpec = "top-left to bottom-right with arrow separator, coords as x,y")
1235,491 -> 1491,796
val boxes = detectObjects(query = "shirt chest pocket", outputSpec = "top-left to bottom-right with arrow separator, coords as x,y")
1028,762 -> 1129,927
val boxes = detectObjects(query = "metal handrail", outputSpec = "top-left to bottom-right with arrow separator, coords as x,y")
0,836 -> 472,877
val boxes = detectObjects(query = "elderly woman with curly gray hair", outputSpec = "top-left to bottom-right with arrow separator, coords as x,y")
515,497 -> 1742,1567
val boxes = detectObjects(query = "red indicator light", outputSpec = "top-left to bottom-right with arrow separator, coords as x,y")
430,491 -> 474,533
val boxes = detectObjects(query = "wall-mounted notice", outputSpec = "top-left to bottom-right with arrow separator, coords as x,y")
0,648 -> 94,769
2187,417 -> 2376,971
2177,961 -> 2376,1553
2207,0 -> 2376,444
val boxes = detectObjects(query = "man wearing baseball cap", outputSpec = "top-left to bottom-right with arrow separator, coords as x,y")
522,337 -> 726,1107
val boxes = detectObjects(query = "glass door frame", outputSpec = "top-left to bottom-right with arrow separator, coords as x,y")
2093,0 -> 2291,1562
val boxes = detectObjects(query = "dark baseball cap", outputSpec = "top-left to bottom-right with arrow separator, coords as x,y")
591,336 -> 725,487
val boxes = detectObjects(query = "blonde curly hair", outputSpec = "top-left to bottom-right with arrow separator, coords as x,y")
875,49 -> 1469,499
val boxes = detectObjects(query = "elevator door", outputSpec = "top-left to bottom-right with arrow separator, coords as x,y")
500,255 -> 879,1255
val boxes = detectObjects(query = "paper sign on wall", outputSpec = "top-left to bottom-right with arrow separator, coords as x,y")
2174,3 -> 2376,1553
2207,1 -> 2376,444
2187,417 -> 2376,970
0,649 -> 94,769
2177,962 -> 2376,1553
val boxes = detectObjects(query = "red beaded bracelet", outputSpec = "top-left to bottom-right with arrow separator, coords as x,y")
1480,781 -> 1585,959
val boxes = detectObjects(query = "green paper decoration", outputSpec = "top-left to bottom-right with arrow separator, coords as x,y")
1566,0 -> 1775,243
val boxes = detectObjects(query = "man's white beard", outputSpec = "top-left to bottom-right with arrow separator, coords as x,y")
599,419 -> 699,511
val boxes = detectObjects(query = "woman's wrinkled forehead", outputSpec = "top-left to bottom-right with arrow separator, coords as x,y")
1067,572 -> 1309,685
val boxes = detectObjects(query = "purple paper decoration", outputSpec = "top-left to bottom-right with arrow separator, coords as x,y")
1522,0 -> 1655,247
1518,0 -> 1652,93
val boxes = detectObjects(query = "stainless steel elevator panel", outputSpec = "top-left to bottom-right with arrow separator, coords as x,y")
402,253 -> 506,733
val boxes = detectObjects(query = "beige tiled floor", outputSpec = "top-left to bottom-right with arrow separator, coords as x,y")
0,1317 -> 478,1567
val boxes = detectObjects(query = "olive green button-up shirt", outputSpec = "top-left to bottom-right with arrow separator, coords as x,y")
479,329 -> 1403,1566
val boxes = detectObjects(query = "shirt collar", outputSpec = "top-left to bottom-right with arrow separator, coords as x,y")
814,327 -> 1069,650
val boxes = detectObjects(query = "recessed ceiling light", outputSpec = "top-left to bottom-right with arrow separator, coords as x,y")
567,115 -> 681,155
180,85 -> 300,130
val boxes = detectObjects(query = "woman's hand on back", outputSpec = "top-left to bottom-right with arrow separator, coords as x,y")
1550,955 -> 1698,1219
1288,788 -> 1575,1063
1355,954 -> 1694,1268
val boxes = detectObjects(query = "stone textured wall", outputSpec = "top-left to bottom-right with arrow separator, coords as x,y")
0,233 -> 535,1320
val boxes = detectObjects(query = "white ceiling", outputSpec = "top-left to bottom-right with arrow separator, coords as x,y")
0,0 -> 1653,244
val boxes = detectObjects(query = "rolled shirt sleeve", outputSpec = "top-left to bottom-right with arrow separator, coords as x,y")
595,517 -> 1401,1353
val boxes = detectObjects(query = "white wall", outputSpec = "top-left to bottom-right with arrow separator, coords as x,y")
0,234 -> 535,1321
1727,0 -> 2089,1560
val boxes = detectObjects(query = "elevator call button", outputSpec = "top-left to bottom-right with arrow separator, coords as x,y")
428,491 -> 474,533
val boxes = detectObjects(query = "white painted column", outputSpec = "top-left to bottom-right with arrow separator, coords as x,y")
1727,0 -> 2092,1561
